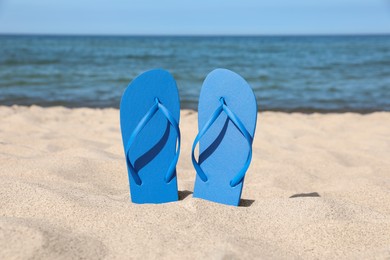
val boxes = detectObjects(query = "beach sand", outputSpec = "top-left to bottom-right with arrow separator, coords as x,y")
0,106 -> 389,259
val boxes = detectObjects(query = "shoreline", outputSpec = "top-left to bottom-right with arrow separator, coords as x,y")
1,104 -> 389,115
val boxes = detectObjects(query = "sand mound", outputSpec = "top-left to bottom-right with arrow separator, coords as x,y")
0,106 -> 389,259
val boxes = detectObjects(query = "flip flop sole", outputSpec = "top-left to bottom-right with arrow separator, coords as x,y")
120,69 -> 180,204
193,68 -> 257,206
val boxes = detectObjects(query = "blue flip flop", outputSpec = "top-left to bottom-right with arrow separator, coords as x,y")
192,68 -> 257,206
120,69 -> 180,204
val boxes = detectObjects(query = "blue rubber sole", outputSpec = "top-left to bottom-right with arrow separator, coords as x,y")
193,68 -> 257,206
120,69 -> 180,204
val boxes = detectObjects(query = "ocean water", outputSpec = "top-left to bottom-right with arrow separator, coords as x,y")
0,35 -> 389,112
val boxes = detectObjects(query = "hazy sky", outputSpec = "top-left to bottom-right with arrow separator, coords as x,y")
0,0 -> 389,35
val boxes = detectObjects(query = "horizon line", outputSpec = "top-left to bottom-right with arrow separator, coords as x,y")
1,32 -> 390,37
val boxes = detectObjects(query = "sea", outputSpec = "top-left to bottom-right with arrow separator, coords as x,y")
0,35 -> 389,113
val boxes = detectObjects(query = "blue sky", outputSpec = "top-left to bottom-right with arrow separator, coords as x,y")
0,0 -> 389,35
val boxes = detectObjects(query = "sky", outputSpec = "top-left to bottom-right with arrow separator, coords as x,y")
0,0 -> 389,35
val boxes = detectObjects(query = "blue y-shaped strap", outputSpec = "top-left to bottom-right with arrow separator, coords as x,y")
191,97 -> 253,187
125,98 -> 180,185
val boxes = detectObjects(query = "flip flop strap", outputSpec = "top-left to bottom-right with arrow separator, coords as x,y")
125,98 -> 180,185
191,97 -> 253,187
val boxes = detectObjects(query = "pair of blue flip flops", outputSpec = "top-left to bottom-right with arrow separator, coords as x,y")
120,68 -> 257,206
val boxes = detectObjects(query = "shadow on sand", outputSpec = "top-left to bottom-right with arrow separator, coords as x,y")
239,199 -> 255,207
178,190 -> 193,200
289,192 -> 320,198
179,190 -> 255,207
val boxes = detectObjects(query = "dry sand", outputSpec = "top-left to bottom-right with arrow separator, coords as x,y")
0,105 -> 389,259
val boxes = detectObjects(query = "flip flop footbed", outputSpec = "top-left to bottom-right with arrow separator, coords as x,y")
193,68 -> 257,206
120,69 -> 180,204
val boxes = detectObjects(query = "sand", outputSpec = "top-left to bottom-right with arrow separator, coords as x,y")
0,105 -> 389,259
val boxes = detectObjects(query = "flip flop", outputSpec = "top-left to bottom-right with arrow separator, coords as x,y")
192,68 -> 257,206
120,69 -> 180,204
